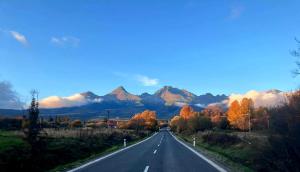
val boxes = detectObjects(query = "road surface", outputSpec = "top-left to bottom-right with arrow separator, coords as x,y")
70,129 -> 225,172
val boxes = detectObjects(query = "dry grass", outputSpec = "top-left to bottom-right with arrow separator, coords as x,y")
42,128 -> 148,138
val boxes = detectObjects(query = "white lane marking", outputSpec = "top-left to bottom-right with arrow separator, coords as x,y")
158,144 -> 160,147
144,165 -> 150,172
170,132 -> 227,172
153,149 -> 157,154
67,132 -> 158,172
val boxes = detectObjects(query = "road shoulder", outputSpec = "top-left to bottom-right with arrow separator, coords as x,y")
51,132 -> 158,172
172,133 -> 254,172
170,132 -> 228,172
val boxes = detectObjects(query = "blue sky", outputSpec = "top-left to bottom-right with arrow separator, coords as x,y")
0,0 -> 300,100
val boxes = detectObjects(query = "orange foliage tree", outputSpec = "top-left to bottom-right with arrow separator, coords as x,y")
202,105 -> 224,125
227,98 -> 254,130
170,105 -> 213,133
179,105 -> 196,120
128,110 -> 158,131
170,115 -> 186,133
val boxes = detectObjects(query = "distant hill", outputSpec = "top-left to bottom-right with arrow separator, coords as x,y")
0,86 -> 228,119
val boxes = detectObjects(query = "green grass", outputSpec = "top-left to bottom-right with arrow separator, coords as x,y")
48,135 -> 148,172
0,129 -> 150,171
177,133 -> 254,172
0,130 -> 26,151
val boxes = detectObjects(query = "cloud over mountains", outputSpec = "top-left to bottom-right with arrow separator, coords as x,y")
0,81 -> 24,109
228,90 -> 287,108
38,86 -> 287,110
39,94 -> 88,108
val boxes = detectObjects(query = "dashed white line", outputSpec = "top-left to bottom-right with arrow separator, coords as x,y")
170,132 -> 227,172
67,133 -> 158,172
153,149 -> 157,154
158,144 -> 160,147
144,165 -> 150,172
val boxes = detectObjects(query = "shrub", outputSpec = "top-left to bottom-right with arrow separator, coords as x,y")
217,117 -> 229,130
202,132 -> 241,147
70,120 -> 82,128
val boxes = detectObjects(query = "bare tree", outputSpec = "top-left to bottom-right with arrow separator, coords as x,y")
291,38 -> 300,76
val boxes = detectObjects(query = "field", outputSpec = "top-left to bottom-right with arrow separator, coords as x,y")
0,128 -> 149,172
178,130 -> 272,172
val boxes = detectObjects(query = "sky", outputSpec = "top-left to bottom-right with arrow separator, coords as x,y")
1,0 -> 300,101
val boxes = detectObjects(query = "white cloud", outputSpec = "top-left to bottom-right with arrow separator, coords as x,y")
174,102 -> 188,107
114,72 -> 160,87
40,93 -> 102,108
194,103 -> 206,108
9,31 -> 28,45
228,5 -> 244,20
228,90 -> 287,108
51,36 -> 80,47
0,81 -> 24,109
136,75 -> 159,86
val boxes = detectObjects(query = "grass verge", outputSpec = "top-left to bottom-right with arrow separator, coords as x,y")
48,134 -> 151,172
176,133 -> 254,172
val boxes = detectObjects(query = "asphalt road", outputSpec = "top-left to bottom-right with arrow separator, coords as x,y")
71,129 -> 225,172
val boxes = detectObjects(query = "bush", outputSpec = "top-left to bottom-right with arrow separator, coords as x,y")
217,117 -> 229,130
0,118 -> 22,130
202,132 -> 241,147
187,115 -> 212,132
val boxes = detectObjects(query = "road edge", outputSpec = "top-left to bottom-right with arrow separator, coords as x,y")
170,132 -> 227,172
67,132 -> 158,172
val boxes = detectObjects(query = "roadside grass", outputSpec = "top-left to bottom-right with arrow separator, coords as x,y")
48,135 -> 149,172
0,129 -> 150,172
177,133 -> 255,172
0,130 -> 25,150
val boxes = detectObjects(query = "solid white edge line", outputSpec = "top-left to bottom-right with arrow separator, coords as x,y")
144,165 -> 150,172
67,132 -> 158,172
170,132 -> 227,172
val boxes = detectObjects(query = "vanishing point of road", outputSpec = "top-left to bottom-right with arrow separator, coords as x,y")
69,129 -> 226,172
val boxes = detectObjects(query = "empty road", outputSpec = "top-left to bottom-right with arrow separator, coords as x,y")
70,129 -> 226,172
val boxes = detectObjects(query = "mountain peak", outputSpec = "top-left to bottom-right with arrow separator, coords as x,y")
80,91 -> 100,100
155,86 -> 196,105
112,86 -> 128,94
107,86 -> 140,101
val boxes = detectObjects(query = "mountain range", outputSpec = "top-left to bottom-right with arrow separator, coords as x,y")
0,86 -> 228,119
81,86 -> 227,106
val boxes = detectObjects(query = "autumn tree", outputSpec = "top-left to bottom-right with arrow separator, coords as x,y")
170,115 -> 186,133
227,100 -> 241,129
180,105 -> 195,120
128,110 -> 158,131
227,98 -> 253,130
202,105 -> 224,126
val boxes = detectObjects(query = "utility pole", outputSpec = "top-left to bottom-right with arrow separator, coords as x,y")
106,110 -> 110,128
267,115 -> 270,130
248,112 -> 251,133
